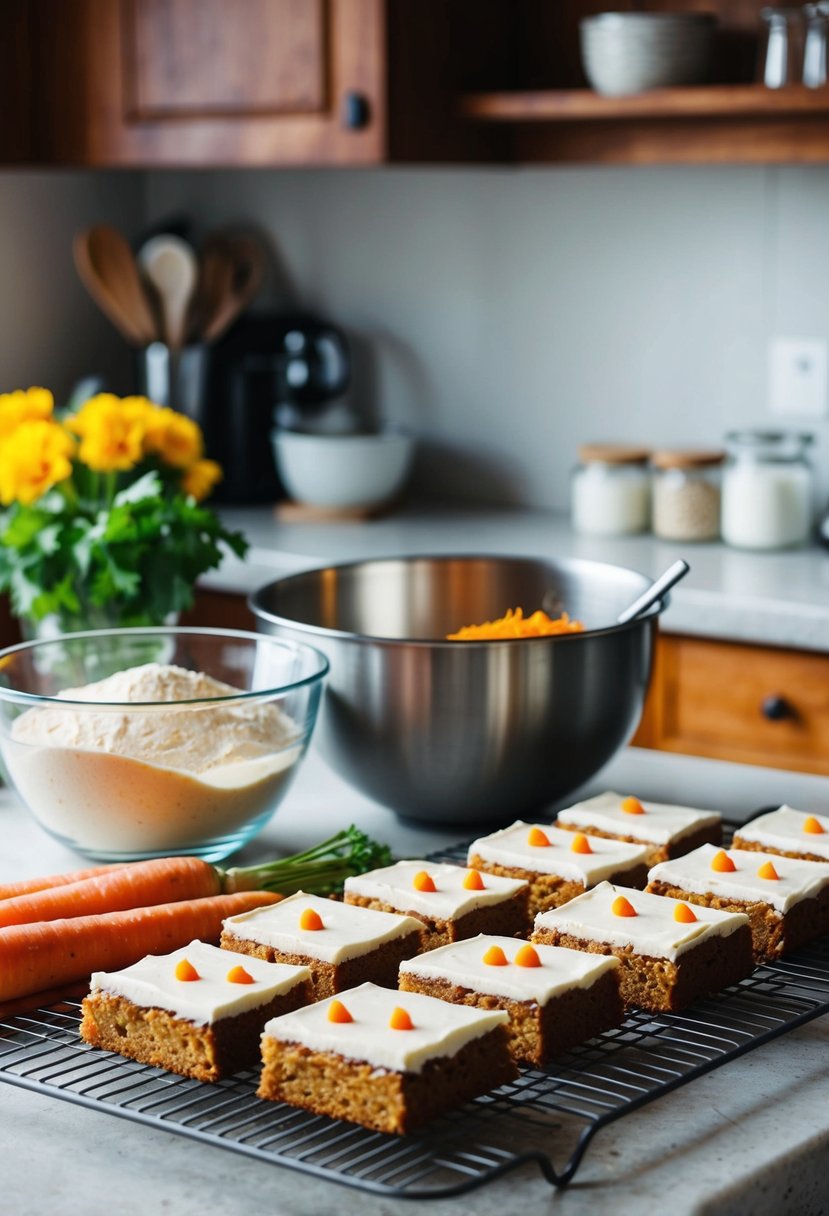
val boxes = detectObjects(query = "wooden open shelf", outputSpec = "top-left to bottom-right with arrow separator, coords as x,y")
459,83 -> 829,164
461,84 -> 829,123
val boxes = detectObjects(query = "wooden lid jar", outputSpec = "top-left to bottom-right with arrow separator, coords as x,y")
571,444 -> 650,537
651,449 -> 724,542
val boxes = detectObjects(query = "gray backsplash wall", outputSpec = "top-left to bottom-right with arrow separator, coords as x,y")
145,165 -> 829,511
0,172 -> 145,404
3,167 -> 826,513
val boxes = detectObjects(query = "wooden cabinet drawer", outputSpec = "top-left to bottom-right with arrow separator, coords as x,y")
633,635 -> 829,777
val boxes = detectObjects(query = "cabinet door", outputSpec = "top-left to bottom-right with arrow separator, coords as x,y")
36,0 -> 385,165
633,634 -> 829,777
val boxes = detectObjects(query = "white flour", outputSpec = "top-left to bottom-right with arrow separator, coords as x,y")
5,663 -> 304,854
11,662 -> 298,774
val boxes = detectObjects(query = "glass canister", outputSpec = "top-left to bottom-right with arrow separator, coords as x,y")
651,449 -> 724,542
721,430 -> 815,550
570,444 -> 650,537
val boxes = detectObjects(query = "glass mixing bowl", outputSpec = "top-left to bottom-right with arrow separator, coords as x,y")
0,627 -> 328,862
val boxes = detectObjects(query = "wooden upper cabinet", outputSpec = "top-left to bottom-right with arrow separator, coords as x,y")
12,0 -> 829,166
23,0 -> 512,167
124,0 -> 328,120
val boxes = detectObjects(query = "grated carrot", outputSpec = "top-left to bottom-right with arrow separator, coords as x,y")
446,607 -> 584,641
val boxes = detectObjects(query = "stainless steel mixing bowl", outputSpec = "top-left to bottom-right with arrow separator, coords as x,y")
250,555 -> 664,825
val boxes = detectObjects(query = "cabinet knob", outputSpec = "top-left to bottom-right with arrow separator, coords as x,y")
761,694 -> 795,722
342,91 -> 371,130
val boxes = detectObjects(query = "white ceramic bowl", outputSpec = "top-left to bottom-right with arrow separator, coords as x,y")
580,12 -> 716,96
272,429 -> 415,510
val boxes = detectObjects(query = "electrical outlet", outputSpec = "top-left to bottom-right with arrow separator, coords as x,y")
768,337 -> 829,418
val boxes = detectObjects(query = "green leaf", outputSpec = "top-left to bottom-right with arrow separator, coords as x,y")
113,471 -> 162,507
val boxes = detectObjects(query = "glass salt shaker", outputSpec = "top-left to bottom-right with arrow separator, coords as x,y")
803,3 -> 828,87
759,7 -> 804,86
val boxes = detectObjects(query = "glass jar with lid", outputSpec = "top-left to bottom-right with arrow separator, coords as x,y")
651,449 -> 724,542
570,444 -> 650,537
721,430 -> 815,550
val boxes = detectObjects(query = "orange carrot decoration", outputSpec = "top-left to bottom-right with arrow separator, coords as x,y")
612,895 -> 637,917
413,871 -> 437,893
757,861 -> 780,881
621,796 -> 645,816
803,815 -> 826,835
175,959 -> 200,982
527,827 -> 551,847
463,869 -> 485,890
389,1007 -> 414,1031
299,908 -> 324,931
0,890 -> 283,1005
711,850 -> 737,873
674,903 -> 698,923
328,999 -> 353,1024
482,945 -> 508,966
515,944 -> 541,968
226,965 -> 255,984
570,833 -> 593,854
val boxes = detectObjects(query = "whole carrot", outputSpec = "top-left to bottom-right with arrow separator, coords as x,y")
0,890 -> 283,1004
0,864 -> 124,903
0,856 -> 222,929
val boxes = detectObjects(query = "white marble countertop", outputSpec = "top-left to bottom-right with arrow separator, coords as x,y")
204,503 -> 829,652
3,744 -> 829,1215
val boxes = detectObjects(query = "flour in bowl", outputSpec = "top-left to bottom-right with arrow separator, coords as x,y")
4,663 -> 305,855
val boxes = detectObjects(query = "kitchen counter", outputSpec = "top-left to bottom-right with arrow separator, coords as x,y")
3,745 -> 829,1216
204,503 -> 829,653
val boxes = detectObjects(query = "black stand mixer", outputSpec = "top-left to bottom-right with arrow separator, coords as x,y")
201,313 -> 351,504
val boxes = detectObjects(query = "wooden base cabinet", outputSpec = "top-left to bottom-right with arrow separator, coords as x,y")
633,634 -> 829,778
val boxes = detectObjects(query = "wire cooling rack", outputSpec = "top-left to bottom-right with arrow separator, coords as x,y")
1,833 -> 829,1199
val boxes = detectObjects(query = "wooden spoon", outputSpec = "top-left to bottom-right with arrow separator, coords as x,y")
73,227 -> 158,346
138,235 -> 198,351
200,234 -> 266,344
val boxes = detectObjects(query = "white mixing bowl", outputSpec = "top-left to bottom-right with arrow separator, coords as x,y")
272,429 -> 415,510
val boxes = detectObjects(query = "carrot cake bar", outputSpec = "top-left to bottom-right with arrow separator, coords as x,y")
468,821 -> 649,917
399,933 -> 622,1067
343,861 -> 528,950
258,980 -> 516,1135
555,791 -> 722,866
220,890 -> 423,999
732,806 -> 829,864
532,881 -> 753,1013
80,939 -> 311,1082
647,844 -> 829,960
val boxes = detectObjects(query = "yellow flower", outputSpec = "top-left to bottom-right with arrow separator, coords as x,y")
0,387 -> 54,439
68,393 -> 147,473
0,418 -> 75,505
181,458 -> 222,502
143,407 -> 204,469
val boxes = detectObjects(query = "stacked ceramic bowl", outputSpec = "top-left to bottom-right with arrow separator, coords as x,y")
580,11 -> 717,96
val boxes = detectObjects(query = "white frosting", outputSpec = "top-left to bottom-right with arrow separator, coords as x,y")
223,891 -> 422,963
649,844 -> 829,913
468,821 -> 649,884
262,980 -> 508,1074
556,790 -> 721,845
399,933 -> 619,1004
344,860 -> 526,919
534,881 -> 749,962
735,806 -> 829,862
89,940 -> 310,1024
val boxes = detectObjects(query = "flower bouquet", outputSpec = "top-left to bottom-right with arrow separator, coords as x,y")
0,388 -> 248,636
